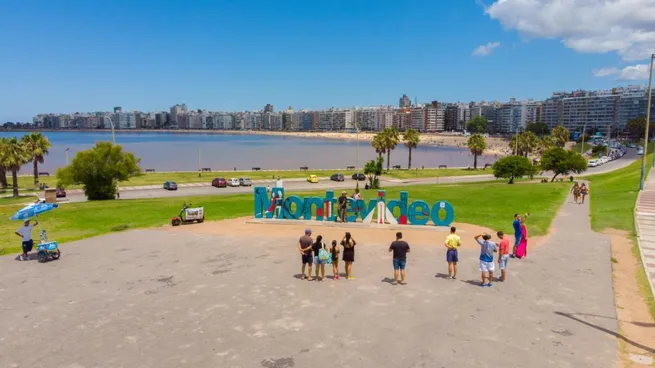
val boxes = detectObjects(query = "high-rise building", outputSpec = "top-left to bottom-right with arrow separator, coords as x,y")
319,109 -> 352,130
399,94 -> 411,108
114,107 -> 122,113
264,104 -> 274,113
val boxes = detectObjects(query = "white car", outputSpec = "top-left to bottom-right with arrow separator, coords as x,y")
599,156 -> 610,164
588,159 -> 600,167
228,178 -> 240,187
638,147 -> 645,155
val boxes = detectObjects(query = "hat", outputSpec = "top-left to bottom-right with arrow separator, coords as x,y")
305,228 -> 312,234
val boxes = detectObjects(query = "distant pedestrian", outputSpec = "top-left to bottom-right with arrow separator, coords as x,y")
352,189 -> 362,220
497,231 -> 510,282
341,232 -> 356,280
580,183 -> 589,204
312,235 -> 327,281
389,232 -> 410,285
511,213 -> 522,258
444,226 -> 461,279
298,229 -> 314,280
338,191 -> 348,222
570,182 -> 580,204
515,218 -> 528,259
330,240 -> 340,280
474,233 -> 498,287
15,219 -> 38,261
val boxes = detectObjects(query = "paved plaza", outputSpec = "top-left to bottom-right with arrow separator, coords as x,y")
0,199 -> 619,368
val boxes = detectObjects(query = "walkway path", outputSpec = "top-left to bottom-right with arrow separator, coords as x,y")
635,175 -> 655,299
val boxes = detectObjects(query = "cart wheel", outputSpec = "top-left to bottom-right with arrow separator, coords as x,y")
37,251 -> 47,263
198,217 -> 205,223
51,249 -> 61,260
172,218 -> 181,226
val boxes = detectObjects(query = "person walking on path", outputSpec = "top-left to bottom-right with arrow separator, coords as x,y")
444,226 -> 461,280
570,182 -> 580,204
341,232 -> 356,280
389,232 -> 410,285
15,219 -> 38,261
497,231 -> 510,282
312,235 -> 327,281
338,191 -> 348,223
580,183 -> 589,204
511,214 -> 522,258
298,229 -> 314,280
474,233 -> 498,287
329,240 -> 340,280
515,218 -> 529,259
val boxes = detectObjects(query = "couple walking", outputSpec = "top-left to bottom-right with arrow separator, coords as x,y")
298,229 -> 356,281
570,182 -> 589,204
512,213 -> 528,259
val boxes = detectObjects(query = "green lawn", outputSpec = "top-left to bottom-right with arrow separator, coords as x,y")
0,181 -> 569,255
383,168 -> 491,179
571,142 -> 594,154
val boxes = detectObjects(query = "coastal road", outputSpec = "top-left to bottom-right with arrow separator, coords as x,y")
63,148 -> 638,203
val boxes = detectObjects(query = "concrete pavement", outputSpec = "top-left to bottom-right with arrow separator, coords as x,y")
634,174 -> 655,301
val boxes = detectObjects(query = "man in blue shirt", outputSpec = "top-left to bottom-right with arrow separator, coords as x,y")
474,233 -> 498,287
511,213 -> 522,258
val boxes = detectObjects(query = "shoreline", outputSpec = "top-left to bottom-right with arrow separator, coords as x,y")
4,128 -> 512,156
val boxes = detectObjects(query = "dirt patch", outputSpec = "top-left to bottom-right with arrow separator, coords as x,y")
605,228 -> 655,367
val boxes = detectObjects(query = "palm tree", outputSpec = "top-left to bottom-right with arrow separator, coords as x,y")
467,134 -> 487,170
371,133 -> 386,159
21,132 -> 51,189
381,127 -> 400,171
552,125 -> 569,148
403,128 -> 420,169
0,138 -> 8,189
537,136 -> 555,156
2,137 -> 29,197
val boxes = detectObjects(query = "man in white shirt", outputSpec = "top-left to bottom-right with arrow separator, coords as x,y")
15,219 -> 38,261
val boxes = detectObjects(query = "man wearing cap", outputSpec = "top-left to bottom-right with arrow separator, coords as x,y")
338,191 -> 348,223
15,218 -> 38,261
298,228 -> 314,280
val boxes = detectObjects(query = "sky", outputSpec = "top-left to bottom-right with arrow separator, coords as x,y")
1,0 -> 654,122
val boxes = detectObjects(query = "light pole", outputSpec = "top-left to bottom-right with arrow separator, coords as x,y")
65,148 -> 70,165
640,53 -> 655,190
580,123 -> 587,155
105,116 -> 116,144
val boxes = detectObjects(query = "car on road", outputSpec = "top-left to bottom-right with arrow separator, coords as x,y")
638,147 -> 644,155
629,143 -> 637,148
212,178 -> 227,188
330,173 -> 344,182
588,159 -> 600,168
55,188 -> 67,198
163,181 -> 178,191
228,178 -> 240,187
307,174 -> 319,183
239,178 -> 252,186
352,173 -> 366,181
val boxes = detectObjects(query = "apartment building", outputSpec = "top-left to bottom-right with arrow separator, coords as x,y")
319,109 -> 352,130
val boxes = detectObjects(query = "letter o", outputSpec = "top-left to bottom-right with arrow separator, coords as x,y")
431,201 -> 454,226
283,196 -> 304,219
408,200 -> 430,226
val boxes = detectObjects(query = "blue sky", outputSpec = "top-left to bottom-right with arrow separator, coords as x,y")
0,0 -> 652,122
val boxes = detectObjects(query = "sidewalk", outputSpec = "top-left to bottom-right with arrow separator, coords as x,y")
634,175 -> 655,299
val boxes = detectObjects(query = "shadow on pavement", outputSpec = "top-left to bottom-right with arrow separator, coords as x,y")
434,273 -> 451,280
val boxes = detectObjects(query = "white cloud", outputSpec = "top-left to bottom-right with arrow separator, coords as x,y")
472,42 -> 501,56
485,0 -> 655,61
592,64 -> 651,80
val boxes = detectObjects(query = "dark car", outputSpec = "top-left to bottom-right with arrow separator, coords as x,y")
55,188 -> 66,198
163,181 -> 178,191
352,173 -> 366,181
330,173 -> 345,182
212,178 -> 227,188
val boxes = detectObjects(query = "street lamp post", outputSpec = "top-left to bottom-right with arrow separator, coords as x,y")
640,53 -> 655,190
65,148 -> 70,165
580,123 -> 587,155
105,116 -> 116,144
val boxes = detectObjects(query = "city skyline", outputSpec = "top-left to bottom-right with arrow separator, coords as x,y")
1,0 -> 654,122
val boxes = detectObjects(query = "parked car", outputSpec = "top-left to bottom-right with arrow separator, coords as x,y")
239,178 -> 252,186
629,143 -> 637,148
163,181 -> 178,191
330,173 -> 344,182
307,174 -> 319,183
212,178 -> 227,188
352,173 -> 366,181
228,178 -> 240,187
588,159 -> 600,168
55,188 -> 67,198
638,147 -> 645,155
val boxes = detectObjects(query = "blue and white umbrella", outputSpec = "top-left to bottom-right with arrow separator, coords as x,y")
10,202 -> 59,221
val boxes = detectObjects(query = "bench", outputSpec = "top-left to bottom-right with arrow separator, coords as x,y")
392,165 -> 401,170
38,172 -> 50,176
346,166 -> 355,170
201,167 -> 211,172
252,167 -> 261,171
438,165 -> 447,169
145,169 -> 156,173
299,166 -> 308,171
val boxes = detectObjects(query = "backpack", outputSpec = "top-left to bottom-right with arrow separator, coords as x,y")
318,246 -> 329,261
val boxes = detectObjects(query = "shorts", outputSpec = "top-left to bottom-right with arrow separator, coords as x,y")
314,256 -> 326,265
514,235 -> 522,247
499,255 -> 509,270
479,260 -> 495,272
22,240 -> 33,253
393,258 -> 406,270
446,249 -> 458,263
301,254 -> 313,265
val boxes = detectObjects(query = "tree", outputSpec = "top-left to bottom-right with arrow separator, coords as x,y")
21,132 -> 51,189
592,144 -> 608,157
0,138 -> 8,189
552,126 -> 569,148
57,142 -> 141,200
371,133 -> 386,159
380,127 -> 400,171
537,136 -> 555,156
403,128 -> 420,169
364,156 -> 383,189
466,116 -> 487,134
625,116 -> 654,141
1,137 -> 29,197
526,122 -> 551,137
467,134 -> 487,169
509,131 -> 539,157
540,147 -> 587,182
492,156 -> 538,184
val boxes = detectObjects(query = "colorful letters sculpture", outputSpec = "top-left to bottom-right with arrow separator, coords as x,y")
253,187 -> 454,227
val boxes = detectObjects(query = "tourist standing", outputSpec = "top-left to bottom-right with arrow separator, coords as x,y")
389,232 -> 410,285
511,214 -> 522,258
338,191 -> 348,223
444,226 -> 461,279
312,235 -> 327,281
497,231 -> 510,282
515,219 -> 529,259
330,240 -> 340,280
580,183 -> 589,204
15,219 -> 38,261
341,232 -> 356,280
474,233 -> 498,287
352,189 -> 362,220
298,229 -> 314,280
570,182 -> 580,204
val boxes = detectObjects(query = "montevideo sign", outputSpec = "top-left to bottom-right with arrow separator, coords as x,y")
253,187 -> 454,226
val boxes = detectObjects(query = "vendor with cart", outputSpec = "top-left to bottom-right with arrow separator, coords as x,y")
15,218 -> 38,261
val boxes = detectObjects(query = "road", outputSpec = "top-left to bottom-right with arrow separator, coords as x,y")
63,148 -> 639,203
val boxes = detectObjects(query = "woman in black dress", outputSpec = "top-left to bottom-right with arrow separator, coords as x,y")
341,232 -> 356,280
